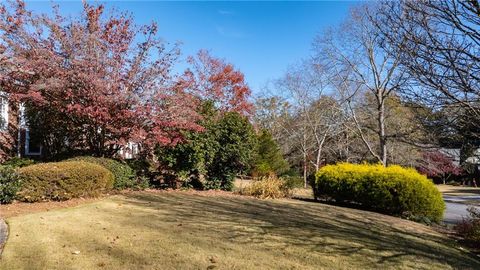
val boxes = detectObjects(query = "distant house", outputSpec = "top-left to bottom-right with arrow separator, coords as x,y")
439,148 -> 480,167
465,149 -> 480,165
0,93 -> 138,162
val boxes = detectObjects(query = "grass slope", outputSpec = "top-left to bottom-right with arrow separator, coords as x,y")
1,191 -> 479,270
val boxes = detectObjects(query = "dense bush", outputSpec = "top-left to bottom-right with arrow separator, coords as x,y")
68,156 -> 136,190
282,175 -> 305,189
157,102 -> 221,189
0,166 -> 22,204
2,157 -> 36,168
456,207 -> 480,247
17,161 -> 114,202
158,102 -> 257,191
206,111 -> 257,190
314,163 -> 445,222
126,159 -> 156,178
239,175 -> 292,199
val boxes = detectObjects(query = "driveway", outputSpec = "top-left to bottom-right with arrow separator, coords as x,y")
443,194 -> 480,224
444,201 -> 471,224
437,185 -> 480,224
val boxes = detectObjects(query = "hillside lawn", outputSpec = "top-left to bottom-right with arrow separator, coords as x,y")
1,190 -> 480,270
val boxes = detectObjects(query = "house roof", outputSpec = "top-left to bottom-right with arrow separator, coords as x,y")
438,148 -> 480,165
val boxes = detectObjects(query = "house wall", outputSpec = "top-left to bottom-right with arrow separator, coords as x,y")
0,101 -> 19,163
0,99 -> 138,161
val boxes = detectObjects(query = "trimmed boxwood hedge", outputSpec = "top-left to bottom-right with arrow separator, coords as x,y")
67,156 -> 136,190
314,163 -> 445,222
17,161 -> 114,202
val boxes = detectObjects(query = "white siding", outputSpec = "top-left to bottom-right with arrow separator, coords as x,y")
0,96 -> 8,131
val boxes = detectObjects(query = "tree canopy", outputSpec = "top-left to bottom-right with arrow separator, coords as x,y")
0,1 -> 253,159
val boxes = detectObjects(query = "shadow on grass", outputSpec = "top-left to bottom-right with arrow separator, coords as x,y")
6,237 -> 49,269
114,192 -> 480,269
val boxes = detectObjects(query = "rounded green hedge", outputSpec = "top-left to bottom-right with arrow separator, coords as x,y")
314,163 -> 445,222
0,166 -> 22,204
2,157 -> 36,168
67,156 -> 135,190
17,161 -> 114,202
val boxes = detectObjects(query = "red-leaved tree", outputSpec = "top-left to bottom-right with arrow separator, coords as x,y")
0,1 -> 202,157
417,150 -> 463,184
182,50 -> 253,117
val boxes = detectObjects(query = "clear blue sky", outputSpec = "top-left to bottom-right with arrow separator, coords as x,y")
25,1 -> 358,95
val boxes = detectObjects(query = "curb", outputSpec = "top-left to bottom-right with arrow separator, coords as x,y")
0,219 -> 7,257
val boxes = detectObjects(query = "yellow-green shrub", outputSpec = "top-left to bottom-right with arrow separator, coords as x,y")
17,161 -> 114,202
314,163 -> 445,222
240,175 -> 292,199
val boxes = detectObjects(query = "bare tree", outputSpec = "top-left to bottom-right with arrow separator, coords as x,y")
374,0 -> 480,163
274,61 -> 344,186
374,0 -> 480,115
254,95 -> 291,142
314,5 -> 410,166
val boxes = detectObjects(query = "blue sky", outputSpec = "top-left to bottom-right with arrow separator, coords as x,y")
25,1 -> 358,95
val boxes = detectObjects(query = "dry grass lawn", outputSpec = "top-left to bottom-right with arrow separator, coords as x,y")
1,190 -> 479,269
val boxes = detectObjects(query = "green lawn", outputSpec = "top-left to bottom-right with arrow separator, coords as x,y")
1,191 -> 479,269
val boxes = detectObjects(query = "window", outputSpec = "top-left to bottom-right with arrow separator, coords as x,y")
118,142 -> 139,159
0,96 -> 8,131
25,129 -> 42,155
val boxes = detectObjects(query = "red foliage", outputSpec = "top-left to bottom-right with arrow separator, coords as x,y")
0,1 -> 202,156
183,50 -> 253,117
417,150 -> 463,179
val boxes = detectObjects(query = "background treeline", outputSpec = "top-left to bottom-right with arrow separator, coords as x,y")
1,0 -> 479,194
254,0 -> 480,186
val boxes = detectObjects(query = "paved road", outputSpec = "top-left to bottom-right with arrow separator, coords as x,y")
443,195 -> 479,224
444,202 -> 471,224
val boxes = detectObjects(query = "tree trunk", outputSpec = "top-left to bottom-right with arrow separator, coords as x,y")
303,130 -> 308,188
303,150 -> 308,189
378,95 -> 387,166
314,131 -> 328,173
345,132 -> 350,163
314,145 -> 322,173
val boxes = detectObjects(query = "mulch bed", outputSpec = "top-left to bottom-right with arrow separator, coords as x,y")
0,189 -> 245,219
0,196 -> 106,219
